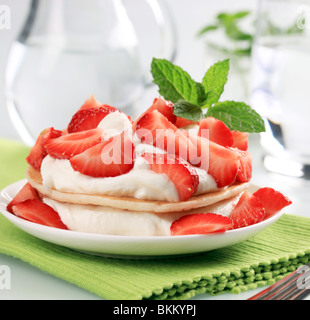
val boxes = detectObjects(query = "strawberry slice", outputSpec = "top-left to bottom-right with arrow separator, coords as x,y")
187,134 -> 240,187
253,187 -> 292,219
135,110 -> 199,165
148,96 -> 176,124
133,97 -> 176,129
142,153 -> 199,201
235,149 -> 252,182
230,191 -> 266,228
26,127 -> 63,170
231,131 -> 249,151
198,117 -> 234,147
79,94 -> 102,111
67,106 -> 118,133
6,183 -> 40,214
45,128 -> 103,160
207,141 -> 240,188
170,213 -> 233,235
175,117 -> 197,128
70,132 -> 134,178
12,199 -> 68,229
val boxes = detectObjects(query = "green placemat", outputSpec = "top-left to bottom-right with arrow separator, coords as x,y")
1,138 -> 310,300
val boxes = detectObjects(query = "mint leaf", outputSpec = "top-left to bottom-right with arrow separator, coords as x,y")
224,23 -> 253,41
173,100 -> 204,122
231,11 -> 251,19
195,82 -> 206,105
202,59 -> 229,106
151,58 -> 199,104
197,25 -> 218,36
207,101 -> 265,133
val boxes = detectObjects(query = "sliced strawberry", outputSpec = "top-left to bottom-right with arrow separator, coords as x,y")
231,131 -> 249,151
198,117 -> 234,147
142,153 -> 199,201
133,97 -> 176,129
253,187 -> 292,219
207,141 -> 240,188
235,149 -> 252,182
70,132 -> 134,178
229,191 -> 266,228
26,127 -> 63,170
175,117 -> 198,128
67,106 -> 118,133
170,213 -> 233,235
187,134 -> 240,187
45,128 -> 103,160
6,183 -> 40,213
12,199 -> 68,229
135,110 -> 199,165
149,97 -> 176,124
79,94 -> 102,111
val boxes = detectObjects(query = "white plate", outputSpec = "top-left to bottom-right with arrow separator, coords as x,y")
0,179 -> 284,259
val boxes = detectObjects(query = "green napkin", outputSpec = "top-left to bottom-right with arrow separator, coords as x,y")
1,138 -> 310,300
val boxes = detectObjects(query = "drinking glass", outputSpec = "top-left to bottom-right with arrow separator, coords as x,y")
250,0 -> 310,179
5,0 -> 177,145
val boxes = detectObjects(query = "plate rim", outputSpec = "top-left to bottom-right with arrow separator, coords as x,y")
0,179 -> 285,257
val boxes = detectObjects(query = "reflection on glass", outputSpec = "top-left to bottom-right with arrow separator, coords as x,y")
5,0 -> 176,145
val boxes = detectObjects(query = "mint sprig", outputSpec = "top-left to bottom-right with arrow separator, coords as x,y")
150,58 -> 265,133
197,11 -> 253,57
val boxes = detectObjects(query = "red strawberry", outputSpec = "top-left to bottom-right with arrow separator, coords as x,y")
26,127 -> 63,170
235,149 -> 252,182
133,97 -> 176,129
230,191 -> 266,228
142,153 -> 199,201
187,134 -> 240,187
170,213 -> 233,235
253,187 -> 292,219
79,94 -> 101,111
148,96 -> 176,124
175,117 -> 197,128
70,132 -> 134,178
231,131 -> 248,151
12,199 -> 68,229
67,106 -> 118,133
45,128 -> 103,160
6,183 -> 40,213
198,117 -> 234,147
135,110 -> 199,165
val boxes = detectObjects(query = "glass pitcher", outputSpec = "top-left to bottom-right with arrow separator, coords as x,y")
5,0 -> 177,145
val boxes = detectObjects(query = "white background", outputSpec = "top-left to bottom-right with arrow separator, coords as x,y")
0,0 -> 257,141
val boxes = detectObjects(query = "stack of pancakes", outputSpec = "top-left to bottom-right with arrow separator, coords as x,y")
26,166 -> 249,236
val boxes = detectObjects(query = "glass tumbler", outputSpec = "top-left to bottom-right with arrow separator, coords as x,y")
250,0 -> 310,179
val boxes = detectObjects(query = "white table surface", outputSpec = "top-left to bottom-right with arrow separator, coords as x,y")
0,134 -> 309,300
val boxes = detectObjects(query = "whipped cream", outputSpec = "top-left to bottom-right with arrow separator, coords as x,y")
98,111 -> 133,139
43,194 -> 241,236
41,155 -> 179,201
41,154 -> 217,201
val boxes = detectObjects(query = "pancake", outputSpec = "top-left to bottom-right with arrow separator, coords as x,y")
26,166 -> 249,213
42,193 -> 242,236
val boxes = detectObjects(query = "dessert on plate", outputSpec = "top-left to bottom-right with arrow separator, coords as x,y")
6,59 -> 292,236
